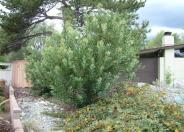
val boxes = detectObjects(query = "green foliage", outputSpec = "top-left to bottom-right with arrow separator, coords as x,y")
165,70 -> 173,85
0,88 -> 6,113
61,83 -> 184,131
0,56 -> 7,62
0,0 -> 145,54
27,23 -> 61,50
146,31 -> 184,49
0,0 -> 57,54
62,0 -> 146,27
5,48 -> 27,62
0,88 -> 3,97
26,12 -> 147,107
45,31 -> 62,46
0,28 -> 11,54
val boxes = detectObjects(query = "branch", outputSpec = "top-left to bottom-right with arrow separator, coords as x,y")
0,99 -> 9,107
31,14 -> 62,26
45,15 -> 63,20
59,0 -> 70,7
31,18 -> 47,26
20,31 -> 52,40
7,31 -> 52,48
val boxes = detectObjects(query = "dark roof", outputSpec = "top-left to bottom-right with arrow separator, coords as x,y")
140,44 -> 184,55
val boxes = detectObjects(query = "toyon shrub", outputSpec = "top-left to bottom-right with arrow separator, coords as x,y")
26,12 -> 147,107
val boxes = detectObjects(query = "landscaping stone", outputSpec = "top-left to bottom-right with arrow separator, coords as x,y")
15,89 -> 64,132
138,81 -> 184,105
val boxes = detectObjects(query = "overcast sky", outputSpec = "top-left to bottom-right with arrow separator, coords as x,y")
138,0 -> 184,38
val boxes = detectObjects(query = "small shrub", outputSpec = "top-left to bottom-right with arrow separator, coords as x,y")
0,56 -> 7,62
165,70 -> 173,86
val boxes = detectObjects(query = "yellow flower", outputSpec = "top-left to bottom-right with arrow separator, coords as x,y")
175,128 -> 179,132
138,128 -> 142,132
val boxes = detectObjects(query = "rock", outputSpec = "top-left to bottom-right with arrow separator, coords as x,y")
137,82 -> 146,88
137,81 -> 184,105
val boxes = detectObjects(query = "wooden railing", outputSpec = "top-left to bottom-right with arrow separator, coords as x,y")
9,85 -> 24,132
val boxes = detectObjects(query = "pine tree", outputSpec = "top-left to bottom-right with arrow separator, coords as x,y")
0,0 -> 146,54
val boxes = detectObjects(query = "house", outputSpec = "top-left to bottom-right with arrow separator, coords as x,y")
134,32 -> 184,84
0,63 -> 12,84
0,60 -> 31,88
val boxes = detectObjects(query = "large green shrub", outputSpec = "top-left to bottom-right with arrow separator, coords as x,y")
26,12 -> 147,107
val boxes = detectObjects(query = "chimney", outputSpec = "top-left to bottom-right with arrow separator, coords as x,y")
162,31 -> 175,46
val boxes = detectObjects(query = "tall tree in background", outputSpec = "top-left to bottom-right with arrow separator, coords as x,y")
0,0 -> 146,54
62,0 -> 146,27
0,0 -> 58,54
146,31 -> 184,49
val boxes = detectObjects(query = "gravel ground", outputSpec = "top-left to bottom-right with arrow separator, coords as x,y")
166,80 -> 184,104
15,89 -> 64,132
14,81 -> 184,131
138,80 -> 184,105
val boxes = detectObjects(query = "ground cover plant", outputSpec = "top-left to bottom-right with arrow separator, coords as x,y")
57,83 -> 184,131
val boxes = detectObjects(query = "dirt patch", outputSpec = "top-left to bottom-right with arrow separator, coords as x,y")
0,118 -> 12,132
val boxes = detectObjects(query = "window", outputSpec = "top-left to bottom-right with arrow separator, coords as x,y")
175,48 -> 184,57
0,63 -> 11,71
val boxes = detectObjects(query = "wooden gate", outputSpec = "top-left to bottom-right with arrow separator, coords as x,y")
12,60 -> 31,88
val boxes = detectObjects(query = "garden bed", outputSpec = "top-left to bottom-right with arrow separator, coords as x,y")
54,83 -> 184,131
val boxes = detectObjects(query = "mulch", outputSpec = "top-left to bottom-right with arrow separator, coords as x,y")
0,118 -> 12,132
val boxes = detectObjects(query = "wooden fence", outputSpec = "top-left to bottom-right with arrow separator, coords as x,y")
12,60 -> 31,88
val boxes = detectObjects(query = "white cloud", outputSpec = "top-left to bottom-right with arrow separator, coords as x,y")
147,26 -> 184,39
139,0 -> 184,38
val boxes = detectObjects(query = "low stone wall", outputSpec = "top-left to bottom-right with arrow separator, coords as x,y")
9,85 -> 24,132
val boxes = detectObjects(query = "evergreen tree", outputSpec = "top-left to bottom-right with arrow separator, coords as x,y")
0,0 -> 146,54
146,31 -> 184,49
